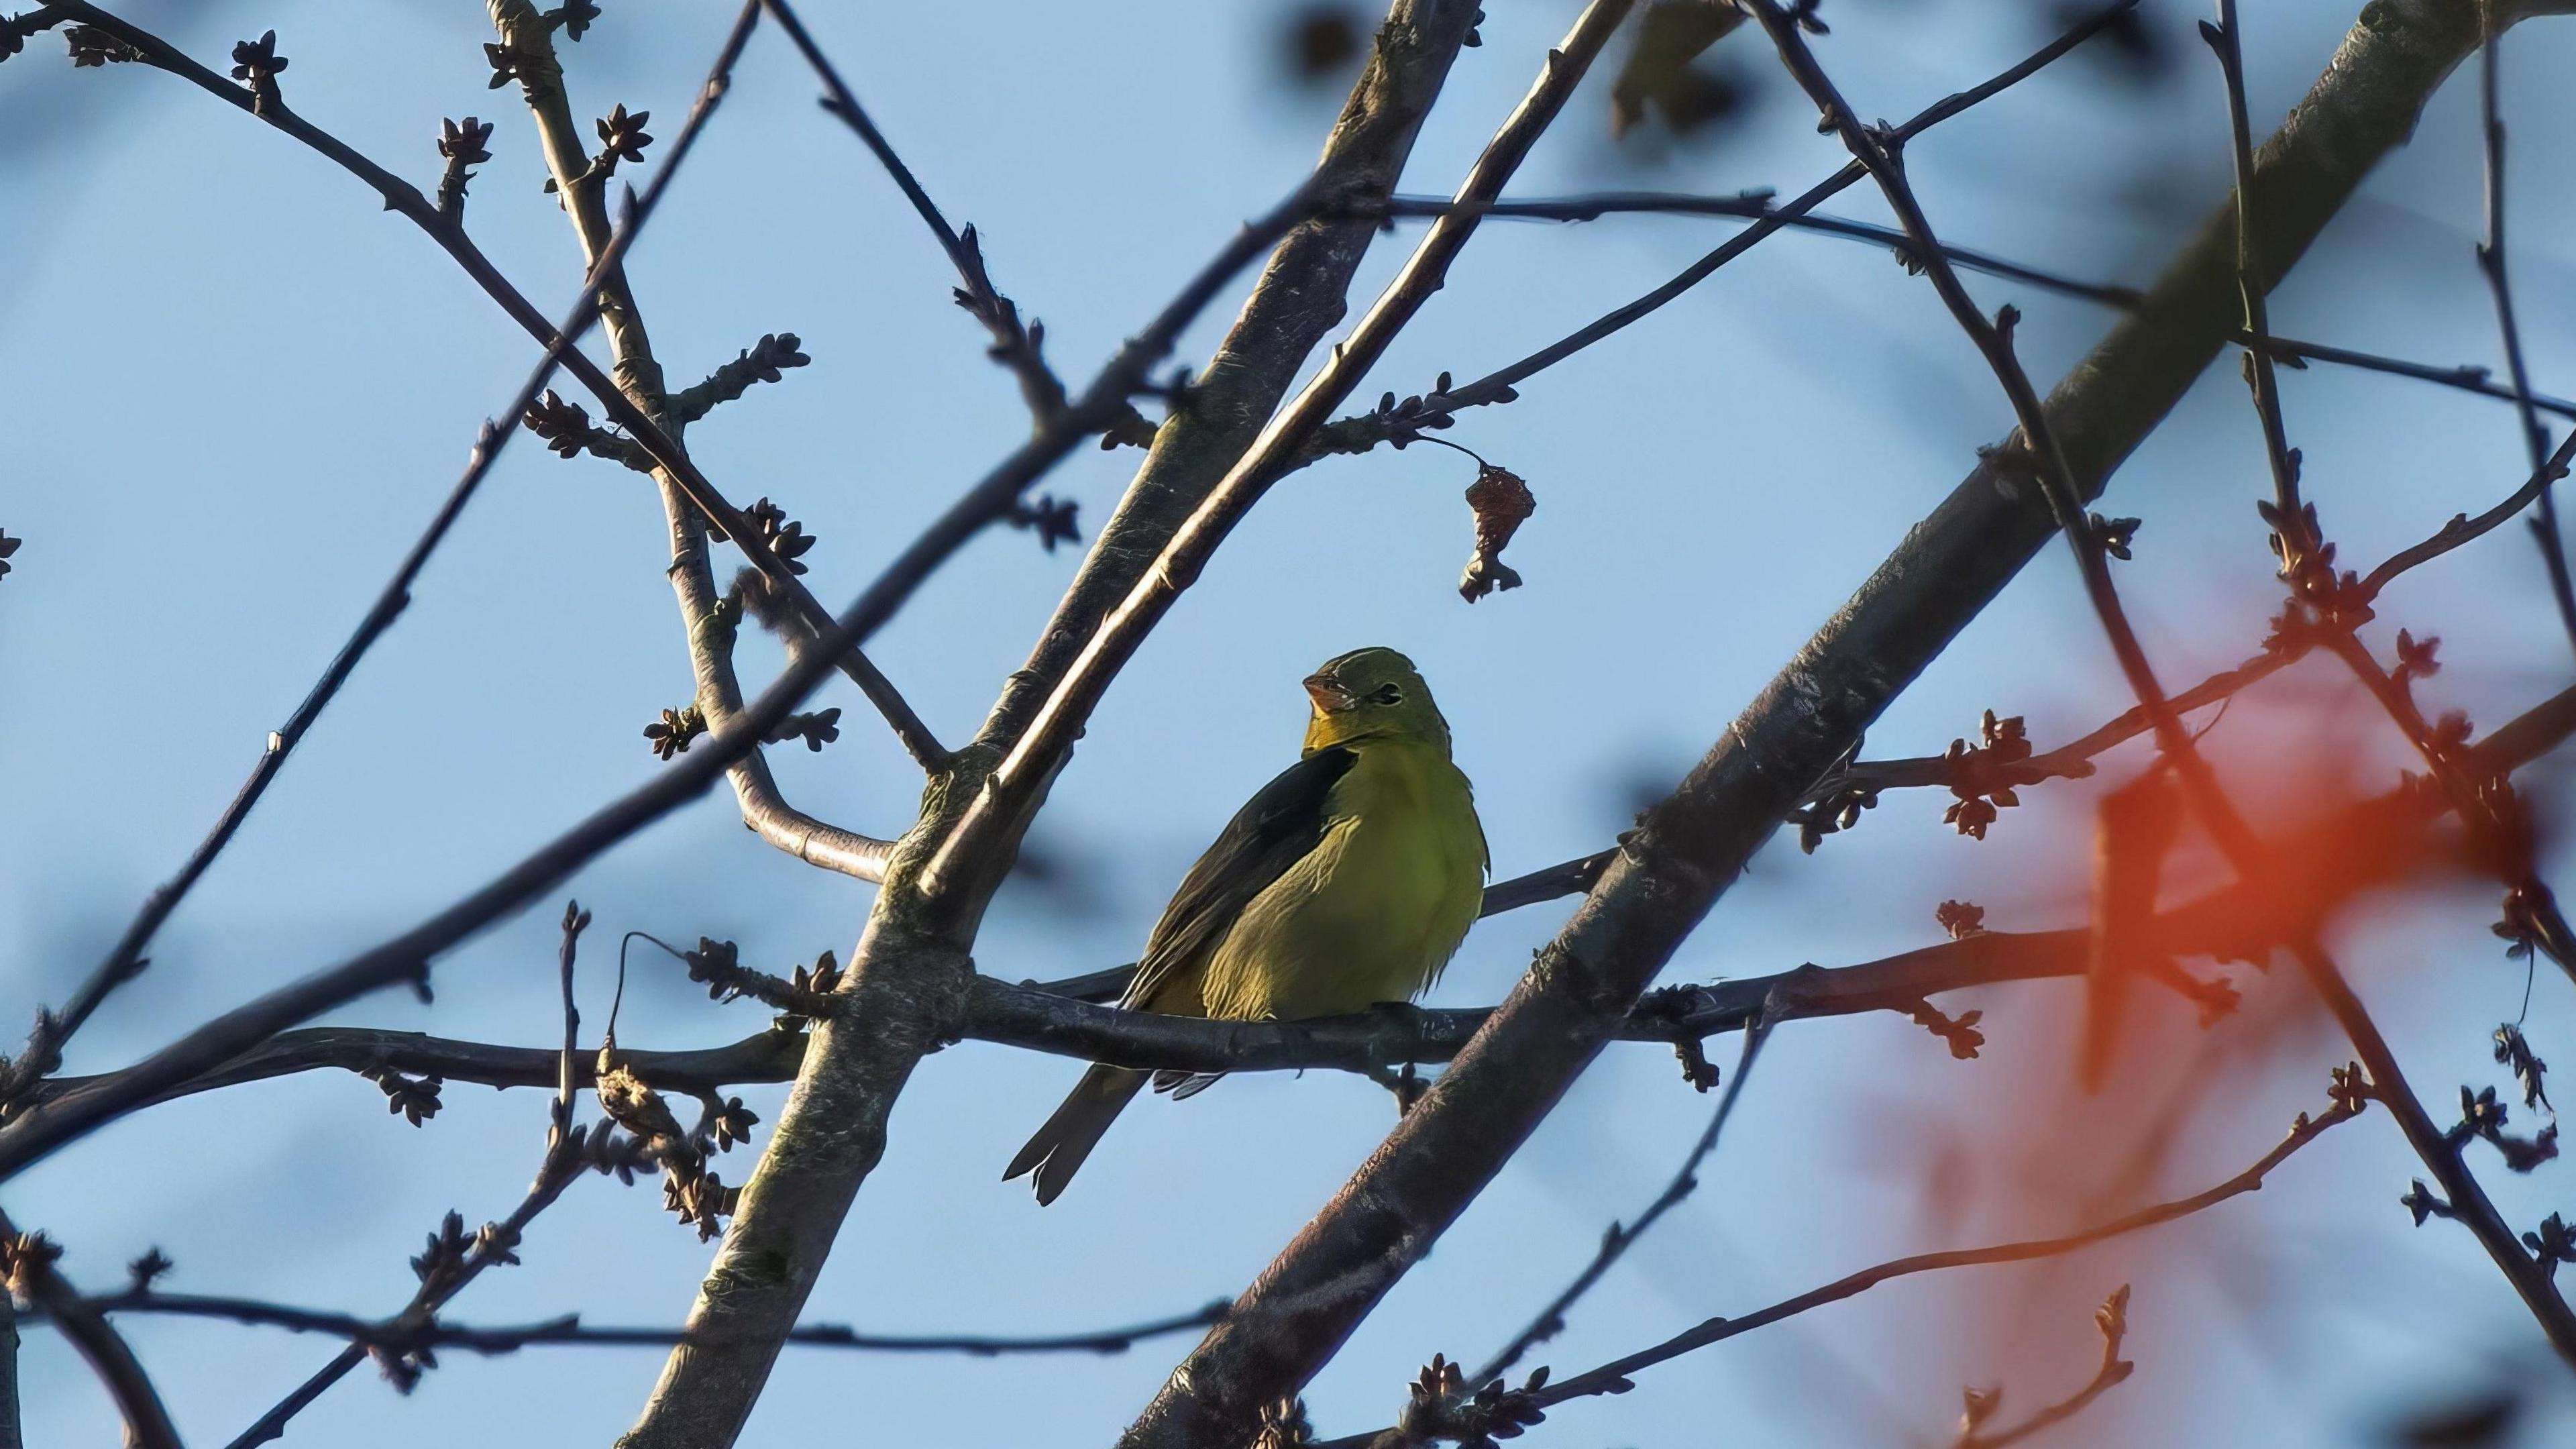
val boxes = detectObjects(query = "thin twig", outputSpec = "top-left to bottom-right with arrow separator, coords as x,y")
2471,0 -> 2576,655
1952,1286 -> 2135,1448
2209,0 -> 2304,535
2360,429 -> 2576,600
0,1214 -> 178,1449
48,1291 -> 1229,1358
1810,643 -> 2304,807
1343,190 -> 2576,430
1322,1092 -> 2357,1444
761,0 -> 1155,443
1473,1010 -> 1778,1385
227,1114 -> 604,1445
553,901 -> 590,1144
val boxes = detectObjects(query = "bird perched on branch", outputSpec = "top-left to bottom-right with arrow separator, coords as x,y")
1006,647 -> 1488,1205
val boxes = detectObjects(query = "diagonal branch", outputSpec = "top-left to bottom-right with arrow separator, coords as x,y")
760,0 -> 1157,445
1115,3 -> 2568,1440
1334,186 -> 2576,442
1472,1012 -> 1778,1386
1402,1093 -> 2347,1442
2469,0 -> 2576,655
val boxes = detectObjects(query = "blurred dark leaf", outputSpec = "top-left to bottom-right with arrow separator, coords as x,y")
1612,2 -> 1749,139
2051,0 -> 2173,85
1279,4 -> 1362,86
998,822 -> 1115,921
2382,1388 -> 2522,1447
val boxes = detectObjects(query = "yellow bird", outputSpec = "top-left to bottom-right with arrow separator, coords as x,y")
1005,647 -> 1488,1205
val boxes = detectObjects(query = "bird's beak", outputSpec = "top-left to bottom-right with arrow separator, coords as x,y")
1303,673 -> 1354,712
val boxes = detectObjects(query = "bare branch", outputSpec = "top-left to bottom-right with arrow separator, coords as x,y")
487,0 -> 926,873
1954,1285 -> 2135,1448
1472,1012 -> 1780,1386
1322,1091 -> 2356,1446
761,0 -> 1157,445
0,1216 -> 179,1449
2361,429 -> 2576,600
2469,0 -> 2576,653
1799,642 -> 2306,847
1336,188 -> 2576,437
42,1290 -> 1228,1359
227,1109 -> 618,1444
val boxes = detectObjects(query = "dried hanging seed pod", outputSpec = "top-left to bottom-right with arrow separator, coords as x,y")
1419,438 -> 1535,602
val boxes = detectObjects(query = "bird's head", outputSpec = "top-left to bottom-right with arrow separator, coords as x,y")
1301,647 -> 1450,753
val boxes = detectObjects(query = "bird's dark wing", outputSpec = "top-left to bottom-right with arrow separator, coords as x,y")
1121,745 -> 1356,1012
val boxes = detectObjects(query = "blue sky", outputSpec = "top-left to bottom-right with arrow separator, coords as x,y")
9,0 -> 2576,1443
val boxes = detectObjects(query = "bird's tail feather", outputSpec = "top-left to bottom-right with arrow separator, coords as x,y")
1004,1064 -> 1147,1205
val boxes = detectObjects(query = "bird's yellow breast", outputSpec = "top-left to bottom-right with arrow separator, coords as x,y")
1197,739 -> 1486,1021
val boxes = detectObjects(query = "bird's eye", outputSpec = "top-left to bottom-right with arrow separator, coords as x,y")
1368,683 -> 1405,706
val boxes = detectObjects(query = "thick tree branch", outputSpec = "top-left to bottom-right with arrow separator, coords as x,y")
1115,5 -> 2563,1441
